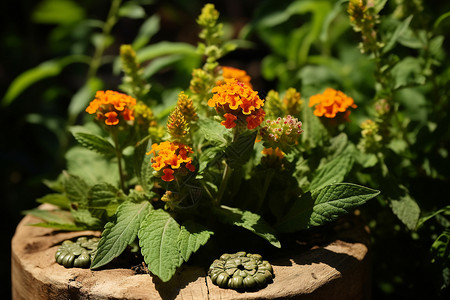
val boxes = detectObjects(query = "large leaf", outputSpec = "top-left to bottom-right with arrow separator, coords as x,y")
197,117 -> 231,146
384,183 -> 421,230
36,193 -> 70,210
2,55 -> 88,106
225,130 -> 257,169
213,206 -> 281,248
88,183 -> 125,217
177,220 -> 213,262
276,183 -> 380,233
138,209 -> 182,282
23,208 -> 75,225
91,201 -> 151,269
309,149 -> 354,191
73,132 -> 116,157
63,172 -> 89,204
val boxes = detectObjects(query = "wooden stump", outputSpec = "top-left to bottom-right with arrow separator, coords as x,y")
12,211 -> 371,300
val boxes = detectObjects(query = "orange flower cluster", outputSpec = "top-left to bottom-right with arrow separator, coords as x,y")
147,141 -> 195,182
218,66 -> 253,88
261,147 -> 285,160
86,90 -> 136,125
208,79 -> 265,130
309,88 -> 357,119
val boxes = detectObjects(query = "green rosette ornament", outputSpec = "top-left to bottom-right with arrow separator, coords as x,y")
55,237 -> 99,268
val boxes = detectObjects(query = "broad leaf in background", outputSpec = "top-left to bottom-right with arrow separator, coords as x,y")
198,116 -> 231,146
138,209 -> 182,282
225,131 -> 257,169
177,220 -> 213,262
63,172 -> 89,204
132,15 -> 160,50
68,77 -> 103,123
213,205 -> 281,248
383,182 -> 421,230
91,201 -> 151,269
23,208 -> 76,225
36,193 -> 70,210
88,183 -> 125,218
276,183 -> 380,233
301,104 -> 328,149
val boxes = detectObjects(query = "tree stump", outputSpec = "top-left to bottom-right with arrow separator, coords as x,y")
12,209 -> 371,300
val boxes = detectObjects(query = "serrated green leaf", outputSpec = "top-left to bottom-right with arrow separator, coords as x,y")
177,220 -> 213,262
23,208 -> 75,224
383,15 -> 413,54
214,206 -> 281,248
139,209 -> 182,282
71,208 -> 102,228
63,172 -> 89,204
384,183 -> 421,230
36,193 -> 70,210
225,131 -> 257,169
91,201 -> 151,269
88,183 -> 125,217
276,183 -> 380,233
73,132 -> 115,157
197,116 -> 231,146
309,150 -> 354,191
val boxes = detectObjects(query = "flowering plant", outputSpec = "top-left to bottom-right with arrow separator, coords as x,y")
28,3 -> 380,283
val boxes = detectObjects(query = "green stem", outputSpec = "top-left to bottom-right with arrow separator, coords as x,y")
88,0 -> 122,79
111,128 -> 125,191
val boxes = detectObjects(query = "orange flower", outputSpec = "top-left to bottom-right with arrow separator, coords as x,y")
217,66 -> 253,88
147,141 -> 195,182
86,90 -> 136,125
208,79 -> 265,130
309,88 -> 356,119
261,147 -> 285,160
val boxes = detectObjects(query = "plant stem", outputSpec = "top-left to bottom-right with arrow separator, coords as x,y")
88,0 -> 122,79
111,127 -> 125,191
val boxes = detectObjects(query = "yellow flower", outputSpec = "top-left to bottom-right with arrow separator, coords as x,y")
147,141 -> 195,182
86,90 -> 136,125
309,88 -> 357,119
261,147 -> 285,160
208,79 -> 265,130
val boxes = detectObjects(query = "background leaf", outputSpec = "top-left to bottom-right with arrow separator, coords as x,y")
276,183 -> 380,233
213,205 -> 281,248
91,201 -> 151,269
72,132 -> 116,157
36,193 -> 70,210
177,220 -> 213,262
138,209 -> 182,282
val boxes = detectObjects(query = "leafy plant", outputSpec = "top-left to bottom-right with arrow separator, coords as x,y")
26,3 -> 380,283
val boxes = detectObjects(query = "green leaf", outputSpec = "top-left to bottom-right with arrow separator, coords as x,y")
383,15 -> 413,54
28,222 -> 87,231
276,183 -> 380,233
431,229 -> 450,263
68,77 -> 103,123
143,55 -> 186,79
36,193 -> 70,210
63,172 -> 90,204
72,132 -> 116,157
118,2 -> 146,19
177,220 -> 213,262
137,42 -> 197,62
88,183 -> 125,217
225,130 -> 257,169
301,104 -> 328,149
65,147 -> 119,185
91,201 -> 151,269
434,11 -> 450,30
134,137 -> 154,193
197,116 -> 231,146
309,149 -> 354,190
2,55 -> 88,106
71,208 -> 102,228
32,0 -> 85,24
374,0 -> 388,13
132,15 -> 160,50
384,183 -> 421,230
23,208 -> 75,224
213,206 -> 281,248
138,209 -> 182,282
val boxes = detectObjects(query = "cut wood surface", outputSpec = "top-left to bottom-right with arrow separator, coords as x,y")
12,207 -> 371,300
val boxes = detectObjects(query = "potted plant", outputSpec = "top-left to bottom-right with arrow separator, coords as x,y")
15,3 -> 381,298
